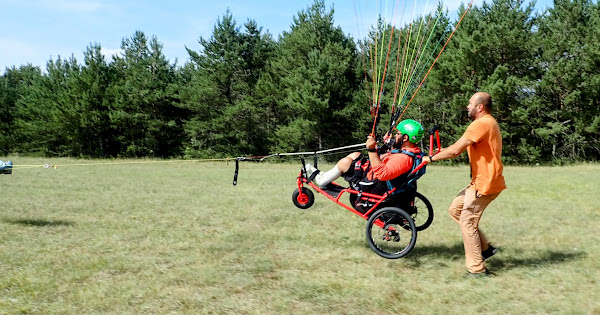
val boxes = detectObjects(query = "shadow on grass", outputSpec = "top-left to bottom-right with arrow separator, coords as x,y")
490,250 -> 587,271
411,242 -> 466,260
398,243 -> 465,268
406,242 -> 587,271
3,218 -> 74,227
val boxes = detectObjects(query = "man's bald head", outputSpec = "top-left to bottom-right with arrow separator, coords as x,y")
473,92 -> 492,112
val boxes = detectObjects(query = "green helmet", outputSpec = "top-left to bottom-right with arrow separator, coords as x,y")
396,119 -> 424,143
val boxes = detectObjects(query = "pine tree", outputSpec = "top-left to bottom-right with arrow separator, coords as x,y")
419,0 -> 538,163
0,65 -> 43,154
109,31 -> 185,157
182,11 -> 275,157
264,0 -> 360,152
535,0 -> 600,161
14,56 -> 86,156
363,6 -> 452,138
71,44 -> 113,157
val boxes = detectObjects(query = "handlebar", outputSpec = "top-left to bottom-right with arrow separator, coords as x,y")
407,125 -> 441,178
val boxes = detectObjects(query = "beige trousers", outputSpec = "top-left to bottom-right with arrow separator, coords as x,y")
448,185 -> 501,273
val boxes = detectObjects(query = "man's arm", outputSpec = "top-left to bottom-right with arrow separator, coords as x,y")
423,137 -> 473,163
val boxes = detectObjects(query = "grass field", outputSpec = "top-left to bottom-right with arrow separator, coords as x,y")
1,157 -> 599,314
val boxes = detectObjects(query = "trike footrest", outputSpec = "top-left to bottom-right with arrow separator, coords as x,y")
321,183 -> 345,198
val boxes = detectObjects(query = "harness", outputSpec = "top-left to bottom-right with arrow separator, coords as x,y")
385,149 -> 426,194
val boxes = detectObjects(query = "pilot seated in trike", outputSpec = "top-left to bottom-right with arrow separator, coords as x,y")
305,119 -> 426,214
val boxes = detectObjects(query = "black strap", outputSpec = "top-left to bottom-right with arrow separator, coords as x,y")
307,170 -> 320,184
390,149 -> 422,158
233,158 -> 240,186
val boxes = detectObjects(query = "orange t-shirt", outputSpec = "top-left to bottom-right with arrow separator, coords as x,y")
463,114 -> 506,195
367,147 -> 421,181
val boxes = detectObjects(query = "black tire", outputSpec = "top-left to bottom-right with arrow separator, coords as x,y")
366,207 -> 417,259
292,188 -> 314,209
410,192 -> 434,231
349,193 -> 357,209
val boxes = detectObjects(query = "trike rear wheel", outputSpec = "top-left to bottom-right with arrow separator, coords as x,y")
411,192 -> 434,231
366,207 -> 417,259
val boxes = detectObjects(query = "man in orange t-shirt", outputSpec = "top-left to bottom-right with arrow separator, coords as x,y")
423,92 -> 506,276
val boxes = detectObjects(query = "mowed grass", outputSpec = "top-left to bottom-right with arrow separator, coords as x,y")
1,157 -> 599,314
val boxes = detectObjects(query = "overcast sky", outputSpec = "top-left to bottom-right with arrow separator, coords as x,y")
0,0 -> 555,72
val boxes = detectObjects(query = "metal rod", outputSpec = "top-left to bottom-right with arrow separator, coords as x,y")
276,143 -> 364,157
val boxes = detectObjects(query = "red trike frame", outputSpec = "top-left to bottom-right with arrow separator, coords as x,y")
297,176 -> 395,227
295,126 -> 441,228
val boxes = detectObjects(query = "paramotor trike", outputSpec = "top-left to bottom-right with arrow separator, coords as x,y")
291,127 -> 440,259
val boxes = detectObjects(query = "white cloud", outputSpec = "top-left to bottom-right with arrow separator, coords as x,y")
100,47 -> 123,59
443,0 -> 485,13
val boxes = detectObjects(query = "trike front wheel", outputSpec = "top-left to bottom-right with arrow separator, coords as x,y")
292,187 -> 314,209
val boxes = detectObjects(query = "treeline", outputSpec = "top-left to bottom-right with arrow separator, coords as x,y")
0,0 -> 598,164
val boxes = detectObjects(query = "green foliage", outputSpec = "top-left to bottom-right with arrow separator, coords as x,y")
109,31 -> 187,158
534,0 -> 600,161
0,65 -> 43,155
14,56 -> 84,156
1,0 -> 600,163
417,0 -> 600,164
72,44 -> 114,157
263,0 -> 360,152
366,5 -> 452,137
182,11 -> 275,157
7,32 -> 187,158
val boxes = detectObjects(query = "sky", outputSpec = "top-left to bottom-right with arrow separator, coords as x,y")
0,0 -> 555,72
